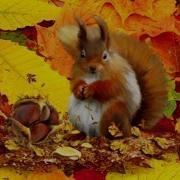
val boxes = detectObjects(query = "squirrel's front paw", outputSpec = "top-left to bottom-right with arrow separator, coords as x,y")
83,85 -> 94,99
74,84 -> 87,100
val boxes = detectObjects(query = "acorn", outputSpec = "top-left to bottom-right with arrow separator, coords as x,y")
7,97 -> 60,145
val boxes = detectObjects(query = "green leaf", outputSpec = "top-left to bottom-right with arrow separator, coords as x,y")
163,78 -> 178,117
0,31 -> 27,45
175,92 -> 180,101
164,101 -> 177,118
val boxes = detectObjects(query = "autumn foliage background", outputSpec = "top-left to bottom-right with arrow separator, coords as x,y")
0,0 -> 180,179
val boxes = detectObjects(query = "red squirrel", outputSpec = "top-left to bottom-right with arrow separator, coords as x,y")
58,16 -> 167,137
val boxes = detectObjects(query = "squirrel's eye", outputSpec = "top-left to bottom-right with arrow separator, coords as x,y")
102,50 -> 109,62
80,49 -> 86,59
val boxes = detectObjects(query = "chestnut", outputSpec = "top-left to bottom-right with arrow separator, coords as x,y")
30,123 -> 50,143
48,106 -> 59,125
13,102 -> 41,126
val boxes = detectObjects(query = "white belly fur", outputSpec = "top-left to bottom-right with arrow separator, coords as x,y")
68,74 -> 104,136
69,95 -> 104,136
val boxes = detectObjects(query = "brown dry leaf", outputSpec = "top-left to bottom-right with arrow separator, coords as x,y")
154,137 -> 169,150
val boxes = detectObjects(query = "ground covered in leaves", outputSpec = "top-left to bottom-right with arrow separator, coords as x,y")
0,96 -> 180,176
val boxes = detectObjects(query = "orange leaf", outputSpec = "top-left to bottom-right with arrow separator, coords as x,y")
99,2 -> 122,31
36,25 -> 73,77
124,14 -> 180,37
27,169 -> 74,180
111,0 -> 176,22
151,32 -> 180,76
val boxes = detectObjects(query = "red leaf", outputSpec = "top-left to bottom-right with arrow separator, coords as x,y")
21,26 -> 37,41
74,169 -> 106,180
0,94 -> 12,116
151,32 -> 180,76
152,118 -> 175,133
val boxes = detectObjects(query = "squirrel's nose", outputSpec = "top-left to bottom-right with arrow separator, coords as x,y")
89,66 -> 96,74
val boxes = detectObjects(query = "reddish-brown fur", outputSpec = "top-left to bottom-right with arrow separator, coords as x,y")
58,17 -> 167,137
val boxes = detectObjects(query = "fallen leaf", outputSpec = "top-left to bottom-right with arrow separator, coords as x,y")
70,130 -> 80,134
52,133 -> 64,143
70,140 -> 80,147
4,139 -> 20,151
81,143 -> 93,148
108,122 -> 123,137
141,142 -> 155,155
110,140 -> 128,154
31,145 -> 45,157
131,127 -> 141,137
53,146 -> 81,158
154,137 -> 169,149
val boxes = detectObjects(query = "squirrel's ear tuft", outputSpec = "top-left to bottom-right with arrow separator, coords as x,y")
94,16 -> 109,47
75,17 -> 87,45
57,25 -> 79,57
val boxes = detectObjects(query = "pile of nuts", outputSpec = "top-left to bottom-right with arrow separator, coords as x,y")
7,98 -> 60,144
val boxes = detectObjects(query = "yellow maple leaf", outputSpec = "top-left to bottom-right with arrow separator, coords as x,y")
0,39 -> 70,114
0,0 -> 61,30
